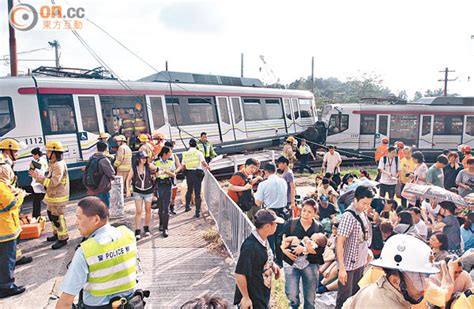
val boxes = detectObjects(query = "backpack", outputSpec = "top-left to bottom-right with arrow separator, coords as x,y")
83,156 -> 105,189
234,172 -> 255,212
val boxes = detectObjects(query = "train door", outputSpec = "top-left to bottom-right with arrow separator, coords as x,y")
216,97 -> 235,142
374,114 -> 389,146
283,98 -> 296,134
463,115 -> 474,146
418,115 -> 433,149
291,98 -> 301,131
38,94 -> 82,165
229,97 -> 247,140
73,95 -> 103,161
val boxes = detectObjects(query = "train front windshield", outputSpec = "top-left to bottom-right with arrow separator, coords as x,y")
321,105 -> 333,123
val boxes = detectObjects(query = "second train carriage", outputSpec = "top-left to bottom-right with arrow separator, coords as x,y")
321,97 -> 474,159
0,71 -> 316,186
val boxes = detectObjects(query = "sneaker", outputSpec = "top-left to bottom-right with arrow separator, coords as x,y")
194,213 -> 200,218
162,230 -> 168,238
184,206 -> 191,212
144,226 -> 151,237
15,256 -> 33,266
51,240 -> 68,250
46,235 -> 58,242
135,229 -> 141,240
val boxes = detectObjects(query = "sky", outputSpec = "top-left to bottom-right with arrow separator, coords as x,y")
1,0 -> 474,99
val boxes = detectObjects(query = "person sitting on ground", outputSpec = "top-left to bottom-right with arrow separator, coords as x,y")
430,232 -> 452,262
408,207 -> 428,240
318,178 -> 339,204
339,173 -> 357,194
181,295 -> 229,309
427,154 -> 449,188
393,211 -> 419,237
359,169 -> 372,180
432,201 -> 462,255
460,212 -> 474,252
318,195 -> 339,221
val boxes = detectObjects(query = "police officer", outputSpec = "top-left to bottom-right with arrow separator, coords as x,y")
0,139 -> 33,266
154,146 -> 176,237
0,182 -> 26,298
182,139 -> 208,218
197,132 -> 217,164
29,141 -> 70,250
343,234 -> 439,309
298,138 -> 315,173
113,135 -> 132,195
55,197 -> 139,308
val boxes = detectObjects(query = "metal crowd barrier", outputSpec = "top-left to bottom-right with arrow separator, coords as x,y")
203,169 -> 255,260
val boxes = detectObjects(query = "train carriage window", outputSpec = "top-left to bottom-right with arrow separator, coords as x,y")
78,97 -> 99,133
243,98 -> 264,121
283,98 -> 292,120
360,114 -> 376,134
265,99 -> 283,119
39,95 -> 77,134
218,98 -> 230,124
150,97 -> 165,129
165,97 -> 183,126
0,97 -> 15,137
328,114 -> 349,136
466,116 -> 474,136
379,115 -> 388,135
187,97 -> 216,124
434,115 -> 464,135
299,99 -> 313,118
231,98 -> 242,123
99,95 -> 148,135
422,116 -> 431,135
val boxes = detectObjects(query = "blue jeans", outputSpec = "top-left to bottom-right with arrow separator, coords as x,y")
284,263 -> 319,309
97,191 -> 110,208
0,238 -> 17,289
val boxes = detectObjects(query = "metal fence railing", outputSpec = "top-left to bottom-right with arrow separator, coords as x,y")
203,169 -> 255,261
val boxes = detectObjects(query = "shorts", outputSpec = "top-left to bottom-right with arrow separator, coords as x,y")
133,192 -> 153,203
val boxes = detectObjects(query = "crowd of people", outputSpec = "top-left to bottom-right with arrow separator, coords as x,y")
231,137 -> 474,309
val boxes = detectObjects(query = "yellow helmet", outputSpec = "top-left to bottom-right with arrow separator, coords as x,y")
138,134 -> 149,143
114,135 -> 127,142
286,136 -> 295,143
0,139 -> 21,151
98,132 -> 110,140
45,141 -> 65,152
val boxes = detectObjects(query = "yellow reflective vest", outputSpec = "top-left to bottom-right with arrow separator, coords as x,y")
182,148 -> 201,170
39,160 -> 70,206
114,144 -> 132,172
299,144 -> 311,155
154,158 -> 174,179
197,140 -> 217,158
0,183 -> 24,243
82,226 -> 137,297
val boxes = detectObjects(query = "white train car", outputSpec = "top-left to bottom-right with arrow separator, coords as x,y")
322,97 -> 474,158
0,71 -> 316,186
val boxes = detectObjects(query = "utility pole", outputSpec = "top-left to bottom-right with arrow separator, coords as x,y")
48,40 -> 60,68
311,56 -> 315,94
165,60 -> 168,71
240,53 -> 244,78
438,67 -> 456,96
8,0 -> 18,76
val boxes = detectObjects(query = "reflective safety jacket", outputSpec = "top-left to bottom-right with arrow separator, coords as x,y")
299,144 -> 311,155
114,144 -> 132,172
375,144 -> 388,162
182,148 -> 201,170
0,184 -> 24,243
197,140 -> 217,158
82,226 -> 137,297
154,158 -> 174,179
38,160 -> 70,207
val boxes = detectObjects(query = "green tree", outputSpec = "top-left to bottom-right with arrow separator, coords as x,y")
413,91 -> 423,101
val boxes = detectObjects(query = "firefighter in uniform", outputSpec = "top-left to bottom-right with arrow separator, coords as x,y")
29,141 -> 70,250
375,137 -> 389,163
113,135 -> 132,194
55,196 -> 144,308
0,182 -> 27,299
282,136 -> 296,169
197,132 -> 217,164
182,139 -> 209,218
154,146 -> 176,237
0,139 -> 33,266
138,134 -> 154,162
152,132 -> 166,158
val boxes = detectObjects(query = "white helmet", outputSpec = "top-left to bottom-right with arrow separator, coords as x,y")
370,234 -> 439,274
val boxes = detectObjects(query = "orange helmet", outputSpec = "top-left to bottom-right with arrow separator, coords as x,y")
396,141 -> 405,148
463,145 -> 472,153
382,137 -> 389,144
153,132 -> 166,140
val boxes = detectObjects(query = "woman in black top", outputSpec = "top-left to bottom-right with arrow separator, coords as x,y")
444,152 -> 463,190
281,199 -> 326,309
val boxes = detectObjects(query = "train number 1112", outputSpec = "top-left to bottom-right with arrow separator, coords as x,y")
24,137 -> 44,145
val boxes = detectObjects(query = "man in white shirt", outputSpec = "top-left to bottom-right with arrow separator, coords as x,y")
255,163 -> 288,267
408,207 -> 428,240
377,146 -> 400,199
323,145 -> 342,175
